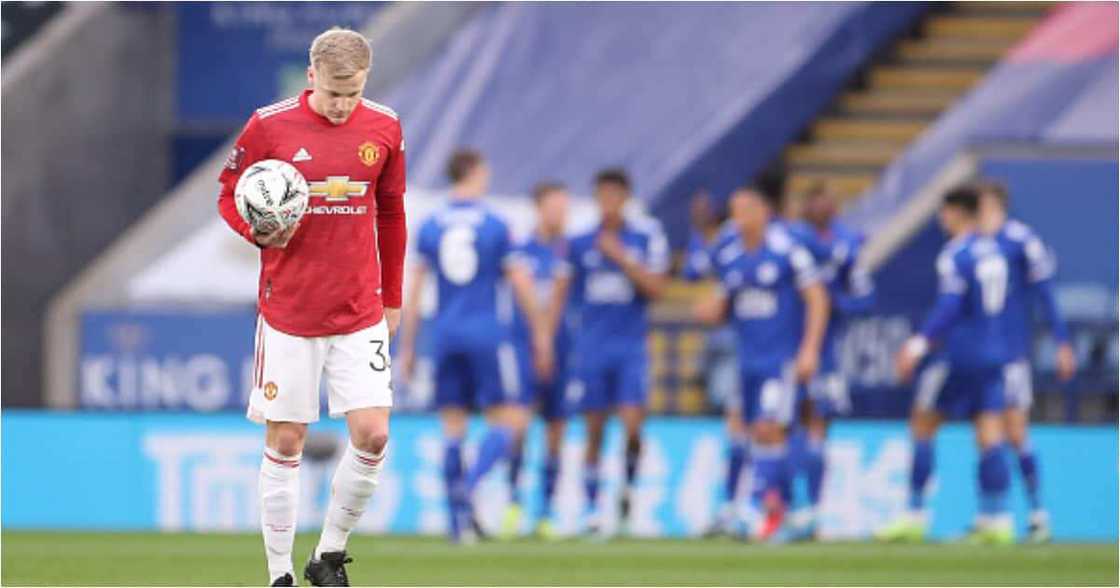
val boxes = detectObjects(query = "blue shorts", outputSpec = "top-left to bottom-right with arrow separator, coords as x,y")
914,361 -> 1005,418
513,338 -> 570,421
740,362 -> 798,425
571,346 -> 648,412
804,371 -> 851,419
432,338 -> 524,411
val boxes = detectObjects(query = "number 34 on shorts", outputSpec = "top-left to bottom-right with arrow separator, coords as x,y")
247,316 -> 394,424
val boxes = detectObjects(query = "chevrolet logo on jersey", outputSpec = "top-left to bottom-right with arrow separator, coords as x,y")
309,176 -> 370,202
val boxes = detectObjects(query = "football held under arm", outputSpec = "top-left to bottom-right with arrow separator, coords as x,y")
217,114 -> 269,245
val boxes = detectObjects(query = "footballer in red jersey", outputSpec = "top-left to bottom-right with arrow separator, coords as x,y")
216,28 -> 403,587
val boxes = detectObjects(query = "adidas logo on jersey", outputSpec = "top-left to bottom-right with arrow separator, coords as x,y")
293,148 -> 312,162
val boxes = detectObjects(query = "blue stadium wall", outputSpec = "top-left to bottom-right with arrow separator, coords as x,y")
3,412 -> 1116,541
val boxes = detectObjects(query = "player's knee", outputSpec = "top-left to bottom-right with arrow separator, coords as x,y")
355,431 -> 389,455
271,428 -> 307,457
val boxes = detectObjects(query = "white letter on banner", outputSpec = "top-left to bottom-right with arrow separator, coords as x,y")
676,434 -> 722,535
80,356 -> 117,407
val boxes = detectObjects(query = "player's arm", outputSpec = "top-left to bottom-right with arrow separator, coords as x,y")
1025,236 -> 1076,381
216,114 -> 295,248
376,121 -> 408,336
397,261 -> 426,381
793,246 -> 829,383
833,239 -> 876,315
506,260 -> 554,379
547,267 -> 572,340
896,253 -> 966,382
693,284 -> 729,326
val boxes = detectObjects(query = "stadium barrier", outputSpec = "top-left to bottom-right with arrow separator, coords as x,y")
4,411 -> 1115,541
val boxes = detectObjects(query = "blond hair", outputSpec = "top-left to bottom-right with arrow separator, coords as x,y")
309,27 -> 371,77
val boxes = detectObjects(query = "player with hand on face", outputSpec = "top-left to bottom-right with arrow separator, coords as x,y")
398,149 -> 552,545
976,180 -> 1075,542
883,186 -> 1016,545
550,169 -> 669,538
501,182 -> 574,539
694,185 -> 829,543
217,28 -> 406,587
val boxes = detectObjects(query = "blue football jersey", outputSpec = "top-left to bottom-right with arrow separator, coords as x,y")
711,225 -> 819,372
561,218 -> 669,351
921,233 -> 1013,370
682,222 -> 737,281
787,220 -> 875,364
416,199 -> 515,343
994,219 -> 1064,359
511,232 -> 571,349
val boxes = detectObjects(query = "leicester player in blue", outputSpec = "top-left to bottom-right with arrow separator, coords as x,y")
785,183 -> 875,539
885,186 -> 1015,545
399,149 -> 552,544
501,181 -> 574,539
550,168 -> 669,537
682,192 -> 749,536
977,180 -> 1076,543
694,184 -> 829,542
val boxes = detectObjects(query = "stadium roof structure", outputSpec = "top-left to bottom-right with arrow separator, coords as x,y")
853,1 -> 1118,269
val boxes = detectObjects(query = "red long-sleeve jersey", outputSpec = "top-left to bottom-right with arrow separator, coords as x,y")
218,89 -> 407,337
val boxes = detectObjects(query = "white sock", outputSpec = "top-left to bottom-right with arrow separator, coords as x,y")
260,447 -> 301,582
315,443 -> 386,558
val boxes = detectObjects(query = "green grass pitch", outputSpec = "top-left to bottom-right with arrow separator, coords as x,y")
2,532 -> 1116,586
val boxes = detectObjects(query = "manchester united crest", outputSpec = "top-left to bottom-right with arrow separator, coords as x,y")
264,381 -> 278,401
358,142 -> 380,166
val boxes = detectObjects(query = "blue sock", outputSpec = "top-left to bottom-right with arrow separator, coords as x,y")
909,439 -> 933,511
541,454 -> 560,519
1017,445 -> 1042,511
465,425 -> 513,492
750,443 -> 788,509
725,438 -> 748,503
978,445 -> 1010,516
584,462 -> 600,511
443,438 -> 465,534
804,438 -> 825,508
508,439 -> 524,505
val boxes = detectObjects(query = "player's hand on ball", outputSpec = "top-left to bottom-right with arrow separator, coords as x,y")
1056,342 -> 1077,382
794,346 -> 819,383
254,222 -> 300,249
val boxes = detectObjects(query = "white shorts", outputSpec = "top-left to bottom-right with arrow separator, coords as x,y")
247,316 -> 393,424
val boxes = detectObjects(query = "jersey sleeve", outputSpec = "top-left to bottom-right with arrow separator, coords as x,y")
833,236 -> 875,315
376,120 -> 408,308
935,249 -> 967,295
789,245 -> 820,289
919,249 -> 966,341
643,221 -> 671,275
217,113 -> 270,245
1023,233 -> 1057,284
